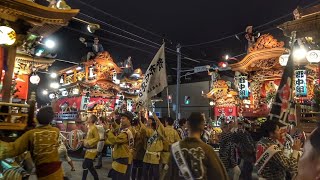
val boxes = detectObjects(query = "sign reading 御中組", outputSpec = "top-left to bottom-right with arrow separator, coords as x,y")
238,76 -> 249,99
295,70 -> 307,97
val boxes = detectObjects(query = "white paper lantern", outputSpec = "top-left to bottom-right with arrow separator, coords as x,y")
62,90 -> 68,96
30,74 -> 40,85
0,26 -> 16,45
306,50 -> 320,63
279,54 -> 289,66
49,93 -> 56,99
72,88 -> 79,95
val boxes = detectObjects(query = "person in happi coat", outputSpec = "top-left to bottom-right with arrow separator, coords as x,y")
177,118 -> 188,139
0,106 -> 63,180
140,116 -> 163,180
107,111 -> 135,180
234,120 -> 255,180
95,116 -> 106,169
82,115 -> 100,180
295,122 -> 320,180
165,112 -> 228,180
255,120 -> 301,180
131,116 -> 146,180
219,122 -> 241,180
80,37 -> 104,60
58,132 -> 75,171
153,115 -> 181,180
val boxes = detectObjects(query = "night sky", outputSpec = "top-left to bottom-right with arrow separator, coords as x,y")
35,0 -> 318,104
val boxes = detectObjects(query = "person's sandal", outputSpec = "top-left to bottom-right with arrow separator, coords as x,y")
71,168 -> 76,171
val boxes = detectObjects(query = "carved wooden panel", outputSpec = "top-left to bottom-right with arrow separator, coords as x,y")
249,34 -> 284,53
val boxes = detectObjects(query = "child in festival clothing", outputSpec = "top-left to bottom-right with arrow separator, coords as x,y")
165,112 -> 228,180
0,106 -> 63,180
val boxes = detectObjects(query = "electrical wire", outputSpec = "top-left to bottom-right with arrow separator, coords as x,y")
76,0 -> 168,41
65,26 -> 156,55
78,12 -> 184,57
70,17 -> 202,64
182,0 -> 320,47
64,26 -> 191,66
99,28 -> 159,50
79,12 -> 162,47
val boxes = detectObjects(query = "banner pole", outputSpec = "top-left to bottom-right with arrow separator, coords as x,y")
166,87 -> 171,117
176,44 -> 181,122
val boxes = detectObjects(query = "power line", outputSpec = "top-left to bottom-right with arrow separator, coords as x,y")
182,0 -> 320,48
64,26 -> 191,66
71,16 -> 203,63
65,26 -> 155,55
78,12 -> 162,47
73,13 -> 248,64
76,0 -> 170,42
194,52 -> 247,64
77,13 -> 187,57
99,28 -> 159,49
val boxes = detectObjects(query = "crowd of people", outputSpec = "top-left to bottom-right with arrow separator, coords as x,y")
0,106 -> 320,180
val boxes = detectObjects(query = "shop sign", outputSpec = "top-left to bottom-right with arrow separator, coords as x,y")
238,76 -> 249,99
295,70 -> 307,97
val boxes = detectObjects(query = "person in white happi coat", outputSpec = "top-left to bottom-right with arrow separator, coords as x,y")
95,117 -> 106,169
58,132 -> 75,171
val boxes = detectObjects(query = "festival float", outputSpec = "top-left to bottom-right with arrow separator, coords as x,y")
0,0 -> 78,178
278,4 -> 320,133
229,34 -> 287,119
49,52 -> 143,150
206,79 -> 239,126
225,6 -> 320,133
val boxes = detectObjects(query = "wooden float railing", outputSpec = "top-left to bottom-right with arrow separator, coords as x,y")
0,92 -> 36,131
296,104 -> 320,133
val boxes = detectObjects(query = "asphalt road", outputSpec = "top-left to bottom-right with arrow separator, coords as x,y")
30,157 -> 113,180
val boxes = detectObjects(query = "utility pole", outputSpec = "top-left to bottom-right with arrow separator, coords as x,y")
176,44 -> 181,121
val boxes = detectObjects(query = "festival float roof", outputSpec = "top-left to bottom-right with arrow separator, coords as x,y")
56,52 -> 144,99
229,34 -> 286,75
0,0 -> 79,36
278,5 -> 320,78
279,4 -> 320,43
